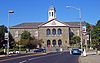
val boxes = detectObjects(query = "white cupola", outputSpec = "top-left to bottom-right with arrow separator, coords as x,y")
48,6 -> 56,21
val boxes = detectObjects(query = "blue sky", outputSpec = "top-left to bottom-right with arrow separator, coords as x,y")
0,0 -> 100,26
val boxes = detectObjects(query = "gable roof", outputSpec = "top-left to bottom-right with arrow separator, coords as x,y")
40,19 -> 67,27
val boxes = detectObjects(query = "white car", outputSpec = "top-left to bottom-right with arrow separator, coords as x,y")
9,51 -> 14,54
9,51 -> 19,54
15,51 -> 19,54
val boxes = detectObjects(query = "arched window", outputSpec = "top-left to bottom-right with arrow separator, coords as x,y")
49,12 -> 51,16
47,40 -> 51,47
46,29 -> 51,35
15,31 -> 19,37
52,12 -> 53,17
58,39 -> 62,47
58,28 -> 62,35
52,28 -> 56,35
52,40 -> 56,47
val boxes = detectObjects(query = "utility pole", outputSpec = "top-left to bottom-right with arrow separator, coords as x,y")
79,9 -> 83,49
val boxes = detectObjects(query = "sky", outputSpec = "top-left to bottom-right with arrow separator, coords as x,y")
0,0 -> 100,26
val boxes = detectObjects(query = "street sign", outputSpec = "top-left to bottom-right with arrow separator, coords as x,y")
86,35 -> 89,40
5,33 -> 8,40
82,26 -> 86,32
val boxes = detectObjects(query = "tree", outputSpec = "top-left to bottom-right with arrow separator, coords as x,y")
9,32 -> 15,48
0,25 -> 15,49
18,31 -> 42,49
21,31 -> 31,39
90,20 -> 100,50
0,25 -> 7,48
19,31 -> 31,47
26,36 -> 37,49
27,36 -> 43,49
91,26 -> 100,49
86,22 -> 91,32
96,20 -> 100,26
70,36 -> 80,47
37,39 -> 43,48
69,29 -> 74,46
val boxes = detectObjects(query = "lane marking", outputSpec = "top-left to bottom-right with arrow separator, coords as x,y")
28,58 -> 33,61
21,60 -> 27,63
0,55 -> 31,62
19,52 -> 63,63
0,53 -> 48,62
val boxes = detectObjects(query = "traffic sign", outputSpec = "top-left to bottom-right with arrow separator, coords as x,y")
5,33 -> 8,40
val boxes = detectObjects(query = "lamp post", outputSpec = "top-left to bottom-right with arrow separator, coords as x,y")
66,6 -> 83,49
7,10 -> 14,55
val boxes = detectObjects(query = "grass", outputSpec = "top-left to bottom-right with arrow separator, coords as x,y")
0,48 -> 26,52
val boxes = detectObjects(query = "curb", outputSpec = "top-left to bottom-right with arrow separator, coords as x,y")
31,52 -> 50,56
0,55 -> 6,58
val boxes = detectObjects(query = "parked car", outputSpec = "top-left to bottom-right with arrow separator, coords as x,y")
34,48 -> 46,53
70,48 -> 81,55
15,51 -> 19,54
0,51 -> 6,55
9,51 -> 20,54
9,51 -> 15,54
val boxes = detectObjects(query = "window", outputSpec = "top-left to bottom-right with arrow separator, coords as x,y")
77,30 -> 79,36
47,40 -> 51,47
46,29 -> 51,35
52,28 -> 56,35
58,39 -> 62,47
52,12 -> 53,17
58,28 -> 62,35
49,12 -> 51,16
15,31 -> 19,37
52,40 -> 56,47
35,31 -> 38,37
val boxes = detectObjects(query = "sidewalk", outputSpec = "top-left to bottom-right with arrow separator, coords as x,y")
79,53 -> 100,63
0,55 -> 5,57
0,54 -> 18,58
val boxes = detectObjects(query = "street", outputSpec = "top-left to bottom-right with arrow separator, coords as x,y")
0,52 -> 80,63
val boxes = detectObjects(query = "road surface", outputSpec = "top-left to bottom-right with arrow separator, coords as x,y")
0,52 -> 80,63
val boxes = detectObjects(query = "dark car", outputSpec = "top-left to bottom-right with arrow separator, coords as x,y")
71,48 -> 81,55
34,48 -> 46,53
0,51 -> 6,55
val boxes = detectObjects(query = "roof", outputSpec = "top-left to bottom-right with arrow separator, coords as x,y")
49,6 -> 56,10
10,22 -> 44,29
64,22 -> 85,27
10,20 -> 86,29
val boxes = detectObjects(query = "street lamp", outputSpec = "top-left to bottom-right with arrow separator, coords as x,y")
66,6 -> 83,49
7,10 -> 14,55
